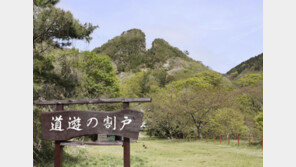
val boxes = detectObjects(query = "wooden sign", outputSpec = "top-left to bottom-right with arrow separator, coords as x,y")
41,109 -> 143,140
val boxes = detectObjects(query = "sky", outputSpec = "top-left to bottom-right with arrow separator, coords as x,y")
57,0 -> 263,73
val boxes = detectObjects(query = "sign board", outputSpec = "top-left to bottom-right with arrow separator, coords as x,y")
41,109 -> 143,140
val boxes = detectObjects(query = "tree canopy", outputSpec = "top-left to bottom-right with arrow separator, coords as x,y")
33,0 -> 97,49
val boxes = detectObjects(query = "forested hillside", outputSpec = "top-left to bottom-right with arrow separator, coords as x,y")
93,28 -> 214,95
227,53 -> 263,79
93,29 -> 146,72
93,29 -> 209,74
92,29 -> 263,143
33,0 -> 263,165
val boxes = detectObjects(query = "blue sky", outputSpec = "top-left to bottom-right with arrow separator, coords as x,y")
57,0 -> 262,73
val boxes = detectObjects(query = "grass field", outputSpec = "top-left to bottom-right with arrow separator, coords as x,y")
42,137 -> 263,167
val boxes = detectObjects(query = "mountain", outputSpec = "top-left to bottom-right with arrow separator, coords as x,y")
93,29 -> 146,72
93,29 -> 210,75
226,53 -> 263,79
144,38 -> 191,68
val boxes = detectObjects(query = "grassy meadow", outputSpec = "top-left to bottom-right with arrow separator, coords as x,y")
41,136 -> 263,167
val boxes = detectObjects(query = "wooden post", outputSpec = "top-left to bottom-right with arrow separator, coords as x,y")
123,102 -> 130,167
249,135 -> 251,146
55,104 -> 64,167
54,141 -> 63,167
123,137 -> 130,167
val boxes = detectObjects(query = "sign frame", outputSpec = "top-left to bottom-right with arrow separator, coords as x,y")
41,109 -> 144,141
34,98 -> 151,167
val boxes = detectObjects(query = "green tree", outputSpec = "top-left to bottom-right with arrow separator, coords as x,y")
145,88 -> 190,138
207,108 -> 248,136
227,53 -> 263,78
33,0 -> 97,49
80,51 -> 120,98
144,71 -> 228,138
144,38 -> 189,68
121,71 -> 153,97
33,0 -> 99,164
254,112 -> 263,132
232,83 -> 263,136
93,29 -> 146,72
234,74 -> 263,87
178,88 -> 230,138
33,0 -> 98,88
153,69 -> 171,87
33,108 -> 55,164
169,71 -> 222,90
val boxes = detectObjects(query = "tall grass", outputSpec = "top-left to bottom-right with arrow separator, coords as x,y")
38,136 -> 262,167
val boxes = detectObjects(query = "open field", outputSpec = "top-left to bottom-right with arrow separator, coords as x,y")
41,137 -> 262,167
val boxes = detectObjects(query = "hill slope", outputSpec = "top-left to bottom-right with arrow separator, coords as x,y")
93,29 -> 210,75
227,53 -> 263,79
93,29 -> 146,72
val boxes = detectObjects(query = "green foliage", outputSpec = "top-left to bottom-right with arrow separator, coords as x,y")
121,71 -> 155,97
93,29 -> 146,72
145,88 -> 188,138
234,74 -> 263,87
235,94 -> 260,114
193,71 -> 223,87
254,112 -> 263,131
227,53 -> 263,78
34,0 -> 98,48
33,107 -> 54,164
93,30 -> 204,73
145,79 -> 231,138
168,59 -> 210,82
208,108 -> 248,136
127,71 -> 237,139
179,87 -> 231,137
34,49 -> 84,100
33,0 -> 98,99
168,71 -> 222,90
33,50 -> 55,83
152,69 -> 172,87
143,65 -> 262,139
80,51 -> 120,98
33,49 -> 121,164
34,0 -> 60,7
144,71 -> 225,138
144,38 -> 190,68
33,1 -> 118,164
